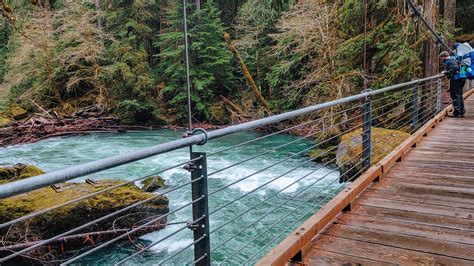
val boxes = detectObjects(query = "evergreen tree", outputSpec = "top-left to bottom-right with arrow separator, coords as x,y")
155,0 -> 236,122
0,26 -> 11,84
102,0 -> 160,123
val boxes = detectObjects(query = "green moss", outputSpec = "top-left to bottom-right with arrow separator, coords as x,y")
209,104 -> 230,125
0,179 -> 169,237
0,165 -> 169,240
11,106 -> 28,120
339,127 -> 410,165
308,146 -> 338,163
0,116 -> 10,127
336,127 -> 410,182
0,164 -> 44,184
142,176 -> 166,192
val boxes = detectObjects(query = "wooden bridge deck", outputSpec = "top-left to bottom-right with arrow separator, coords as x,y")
306,95 -> 474,265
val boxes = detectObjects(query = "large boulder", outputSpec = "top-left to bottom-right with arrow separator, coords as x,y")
336,127 -> 410,182
0,164 -> 169,261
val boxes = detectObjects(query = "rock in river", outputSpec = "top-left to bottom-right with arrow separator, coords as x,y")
0,164 -> 169,263
336,127 -> 410,182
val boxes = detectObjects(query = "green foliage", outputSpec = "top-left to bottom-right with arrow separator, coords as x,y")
337,0 -> 423,88
234,0 -> 294,91
3,1 -> 158,124
155,0 -> 236,122
0,26 -> 11,83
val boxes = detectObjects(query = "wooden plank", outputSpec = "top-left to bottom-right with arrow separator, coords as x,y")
364,187 -> 474,210
383,173 -> 474,189
321,224 -> 474,260
255,165 -> 382,266
356,196 -> 474,220
305,249 -> 394,266
309,235 -> 473,265
335,213 -> 474,245
352,205 -> 474,232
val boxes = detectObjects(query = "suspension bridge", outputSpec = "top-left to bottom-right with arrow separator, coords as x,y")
0,75 -> 473,265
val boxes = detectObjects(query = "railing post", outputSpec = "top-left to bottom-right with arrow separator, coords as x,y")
412,84 -> 419,130
189,152 -> 211,266
436,78 -> 442,114
362,91 -> 372,171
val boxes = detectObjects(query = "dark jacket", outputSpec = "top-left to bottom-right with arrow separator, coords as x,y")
444,57 -> 460,79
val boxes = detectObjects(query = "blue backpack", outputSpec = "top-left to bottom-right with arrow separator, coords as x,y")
454,43 -> 474,80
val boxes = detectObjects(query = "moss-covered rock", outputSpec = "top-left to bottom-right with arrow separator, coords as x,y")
0,164 -> 44,184
0,164 -> 169,259
11,106 -> 28,120
336,127 -> 410,182
0,116 -> 11,127
142,175 -> 165,192
308,146 -> 338,163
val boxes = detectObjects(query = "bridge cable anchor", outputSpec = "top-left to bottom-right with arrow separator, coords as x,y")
186,221 -> 200,231
182,128 -> 208,146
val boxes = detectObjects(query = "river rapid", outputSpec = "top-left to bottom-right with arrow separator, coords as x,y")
0,130 -> 342,265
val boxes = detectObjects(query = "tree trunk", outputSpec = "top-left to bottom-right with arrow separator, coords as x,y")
224,33 -> 272,115
95,0 -> 103,29
195,0 -> 200,11
422,0 -> 440,112
443,0 -> 456,47
442,0 -> 456,104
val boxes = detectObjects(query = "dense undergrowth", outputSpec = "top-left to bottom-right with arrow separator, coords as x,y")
0,0 -> 471,125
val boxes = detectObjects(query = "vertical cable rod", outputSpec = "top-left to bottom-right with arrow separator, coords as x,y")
363,0 -> 368,91
182,0 -> 193,133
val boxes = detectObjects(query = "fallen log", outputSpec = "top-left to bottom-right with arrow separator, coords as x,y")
224,32 -> 272,115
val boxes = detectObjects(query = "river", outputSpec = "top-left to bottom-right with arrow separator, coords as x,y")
0,130 -> 343,265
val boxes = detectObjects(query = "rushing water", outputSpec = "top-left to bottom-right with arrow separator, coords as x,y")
0,130 -> 343,265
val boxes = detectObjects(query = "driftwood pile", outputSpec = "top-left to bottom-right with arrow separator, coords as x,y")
0,115 -> 122,147
0,114 -> 166,147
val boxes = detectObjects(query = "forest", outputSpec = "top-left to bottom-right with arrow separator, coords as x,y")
0,0 -> 473,128
0,0 -> 473,264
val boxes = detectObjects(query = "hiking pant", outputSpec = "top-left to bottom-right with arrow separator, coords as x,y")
450,79 -> 466,116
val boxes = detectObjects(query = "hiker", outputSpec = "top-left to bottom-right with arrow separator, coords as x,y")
440,51 -> 466,117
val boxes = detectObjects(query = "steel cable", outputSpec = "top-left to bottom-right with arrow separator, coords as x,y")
208,124 -> 370,218
114,215 -> 206,265
207,109 -> 365,178
207,104 -> 363,157
207,120 -> 364,197
158,234 -> 207,265
212,147 -> 367,256
0,177 -> 204,264
242,165 -> 367,263
0,157 -> 203,229
217,154 -> 368,264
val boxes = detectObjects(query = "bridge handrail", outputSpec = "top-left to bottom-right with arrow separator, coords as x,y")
0,74 -> 443,199
0,74 -> 446,265
257,83 -> 474,266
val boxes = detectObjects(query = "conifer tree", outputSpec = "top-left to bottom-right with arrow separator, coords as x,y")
155,0 -> 236,122
101,0 -> 160,123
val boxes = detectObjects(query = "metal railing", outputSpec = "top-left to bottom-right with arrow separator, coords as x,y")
0,74 -> 445,265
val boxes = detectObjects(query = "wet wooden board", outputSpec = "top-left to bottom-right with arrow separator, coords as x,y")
305,94 -> 474,264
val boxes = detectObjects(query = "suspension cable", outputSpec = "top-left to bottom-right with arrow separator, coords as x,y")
406,0 -> 455,54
